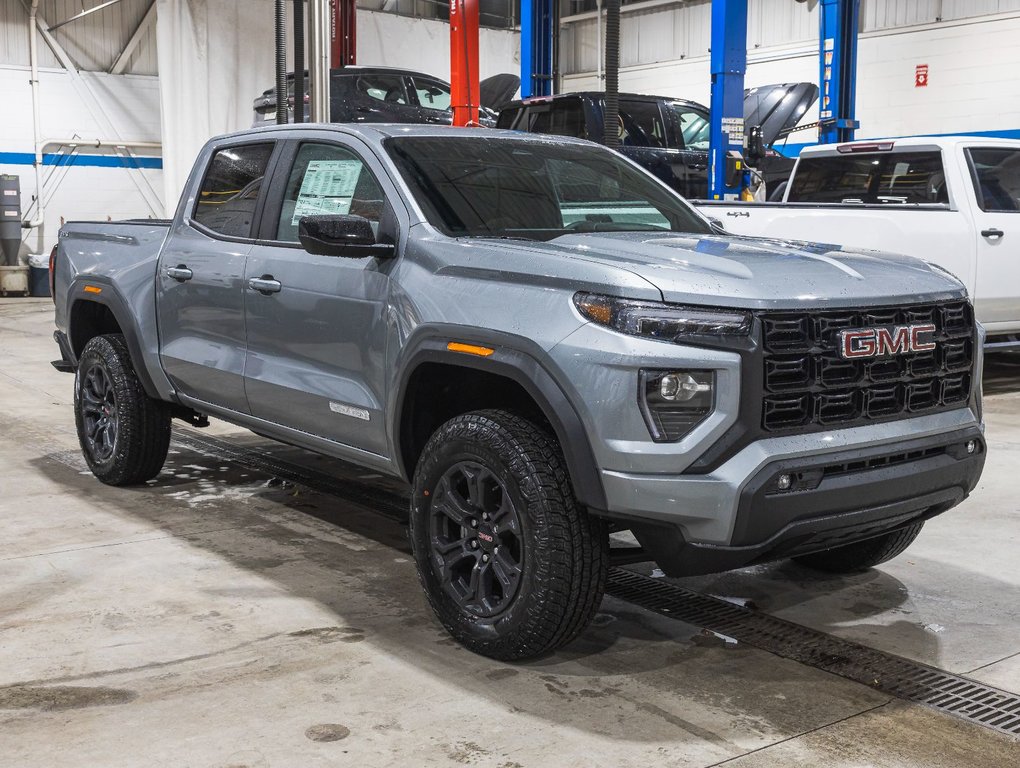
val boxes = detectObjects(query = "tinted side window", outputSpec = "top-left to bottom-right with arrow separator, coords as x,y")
496,106 -> 522,130
529,100 -> 586,138
787,151 -> 948,204
968,148 -> 1020,212
355,74 -> 408,105
413,78 -> 451,111
193,143 -> 274,237
618,101 -> 667,148
276,143 -> 386,242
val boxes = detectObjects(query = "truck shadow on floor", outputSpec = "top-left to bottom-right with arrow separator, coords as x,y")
28,439 -> 1020,740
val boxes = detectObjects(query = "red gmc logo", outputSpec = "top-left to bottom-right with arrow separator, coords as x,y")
839,324 -> 937,359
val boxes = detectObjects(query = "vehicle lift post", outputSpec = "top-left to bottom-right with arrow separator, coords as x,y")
450,0 -> 481,126
707,0 -> 747,200
521,0 -> 556,98
818,0 -> 860,144
331,0 -> 356,67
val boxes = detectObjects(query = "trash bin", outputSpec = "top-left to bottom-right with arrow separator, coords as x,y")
28,253 -> 50,297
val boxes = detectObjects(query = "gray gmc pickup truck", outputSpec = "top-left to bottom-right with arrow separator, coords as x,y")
51,124 -> 986,660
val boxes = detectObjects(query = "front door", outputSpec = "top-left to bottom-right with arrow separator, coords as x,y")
156,141 -> 276,413
242,137 -> 398,456
965,146 -> 1020,330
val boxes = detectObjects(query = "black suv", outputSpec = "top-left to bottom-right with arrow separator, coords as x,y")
497,83 -> 817,199
254,66 -> 518,128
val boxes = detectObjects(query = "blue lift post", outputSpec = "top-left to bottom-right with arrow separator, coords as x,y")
521,0 -> 555,98
818,0 -> 861,143
708,0 -> 748,199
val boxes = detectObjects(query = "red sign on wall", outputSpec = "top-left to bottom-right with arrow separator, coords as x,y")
915,64 -> 929,88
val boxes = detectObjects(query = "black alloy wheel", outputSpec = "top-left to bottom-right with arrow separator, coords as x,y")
429,461 -> 524,618
80,363 -> 119,462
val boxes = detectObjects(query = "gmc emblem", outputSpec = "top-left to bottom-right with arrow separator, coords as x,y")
839,324 -> 937,359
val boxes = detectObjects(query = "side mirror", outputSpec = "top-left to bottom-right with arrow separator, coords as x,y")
746,125 -> 766,168
708,218 -> 726,234
298,214 -> 394,258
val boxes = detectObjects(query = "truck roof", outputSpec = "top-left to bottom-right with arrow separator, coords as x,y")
800,135 -> 1020,155
215,122 -> 597,147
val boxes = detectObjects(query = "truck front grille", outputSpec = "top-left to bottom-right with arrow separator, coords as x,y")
759,301 -> 974,432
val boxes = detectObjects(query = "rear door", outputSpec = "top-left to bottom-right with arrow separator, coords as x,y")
964,146 -> 1020,330
156,140 -> 278,413
242,135 -> 400,455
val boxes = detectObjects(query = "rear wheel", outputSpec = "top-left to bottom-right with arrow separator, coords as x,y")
74,334 -> 171,486
409,410 -> 608,661
792,522 -> 924,573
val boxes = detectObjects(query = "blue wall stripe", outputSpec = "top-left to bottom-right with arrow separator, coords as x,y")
773,127 -> 1020,158
0,151 -> 163,169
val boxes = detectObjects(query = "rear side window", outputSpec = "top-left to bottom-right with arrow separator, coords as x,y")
529,100 -> 587,139
193,143 -> 274,237
618,100 -> 667,148
787,151 -> 948,204
356,74 -> 408,105
276,143 -> 386,242
967,148 -> 1020,212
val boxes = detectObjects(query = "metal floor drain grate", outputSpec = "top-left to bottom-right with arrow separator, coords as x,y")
607,568 -> 1020,739
171,428 -> 1020,739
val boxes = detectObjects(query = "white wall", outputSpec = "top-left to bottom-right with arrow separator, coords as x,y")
0,65 -> 163,260
562,9 -> 1020,152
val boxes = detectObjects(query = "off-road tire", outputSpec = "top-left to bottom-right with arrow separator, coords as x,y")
410,410 -> 608,661
74,334 -> 171,486
792,522 -> 924,573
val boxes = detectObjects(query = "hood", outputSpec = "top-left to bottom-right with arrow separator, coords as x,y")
480,74 -> 521,111
744,82 -> 818,147
473,232 -> 966,310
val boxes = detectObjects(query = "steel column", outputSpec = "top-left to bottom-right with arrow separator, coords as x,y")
308,0 -> 331,122
818,0 -> 860,144
521,0 -> 555,98
331,0 -> 356,67
450,0 -> 480,126
708,0 -> 747,199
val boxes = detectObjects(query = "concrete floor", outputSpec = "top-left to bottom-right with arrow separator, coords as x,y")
2,296 -> 1019,767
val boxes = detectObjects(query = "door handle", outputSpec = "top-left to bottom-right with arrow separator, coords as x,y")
165,265 -> 193,282
248,275 -> 282,295
981,228 -> 1005,240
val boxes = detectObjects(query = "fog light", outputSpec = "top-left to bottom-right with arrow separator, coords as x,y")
640,370 -> 715,442
966,440 -> 976,455
660,372 -> 711,402
777,474 -> 792,491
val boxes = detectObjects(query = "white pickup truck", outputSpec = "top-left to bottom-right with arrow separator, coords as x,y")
695,136 -> 1020,347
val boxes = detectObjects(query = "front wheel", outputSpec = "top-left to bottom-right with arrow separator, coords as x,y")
409,410 -> 608,661
74,334 -> 171,486
792,522 -> 924,574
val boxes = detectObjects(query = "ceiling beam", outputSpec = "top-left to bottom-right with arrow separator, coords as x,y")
110,0 -> 156,74
48,0 -> 128,32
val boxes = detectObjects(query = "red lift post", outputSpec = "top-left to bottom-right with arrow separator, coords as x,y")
450,0 -> 480,126
331,0 -> 356,67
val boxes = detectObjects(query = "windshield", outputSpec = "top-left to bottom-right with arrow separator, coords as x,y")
385,136 -> 712,241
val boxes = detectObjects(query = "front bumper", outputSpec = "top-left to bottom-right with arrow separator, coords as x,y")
602,409 -> 984,576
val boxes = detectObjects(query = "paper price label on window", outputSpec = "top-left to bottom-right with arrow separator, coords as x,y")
292,159 -> 363,225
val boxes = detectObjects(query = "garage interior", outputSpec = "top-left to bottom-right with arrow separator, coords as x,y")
3,1 -> 1020,766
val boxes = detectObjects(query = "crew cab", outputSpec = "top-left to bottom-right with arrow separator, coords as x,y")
497,82 -> 817,198
51,125 -> 985,660
695,137 -> 1020,346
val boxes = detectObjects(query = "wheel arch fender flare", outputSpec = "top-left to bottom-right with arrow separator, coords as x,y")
390,325 -> 608,513
66,275 -> 160,399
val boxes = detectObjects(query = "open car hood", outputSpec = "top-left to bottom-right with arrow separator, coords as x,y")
744,82 -> 819,147
479,74 -> 521,111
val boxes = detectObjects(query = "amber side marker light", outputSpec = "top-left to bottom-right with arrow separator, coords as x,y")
83,285 -> 102,294
447,342 -> 495,357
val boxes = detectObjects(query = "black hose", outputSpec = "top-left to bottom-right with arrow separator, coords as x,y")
603,0 -> 620,148
293,0 -> 305,124
275,0 -> 287,124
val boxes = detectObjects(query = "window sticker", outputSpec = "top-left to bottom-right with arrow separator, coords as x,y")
292,159 -> 363,225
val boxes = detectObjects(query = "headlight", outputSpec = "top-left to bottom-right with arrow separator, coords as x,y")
639,370 -> 715,442
574,293 -> 752,341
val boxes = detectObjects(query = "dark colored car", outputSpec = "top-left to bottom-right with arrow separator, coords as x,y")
497,83 -> 818,198
254,65 -> 519,128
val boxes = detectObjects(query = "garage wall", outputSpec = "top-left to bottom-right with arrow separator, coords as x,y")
562,4 -> 1020,153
